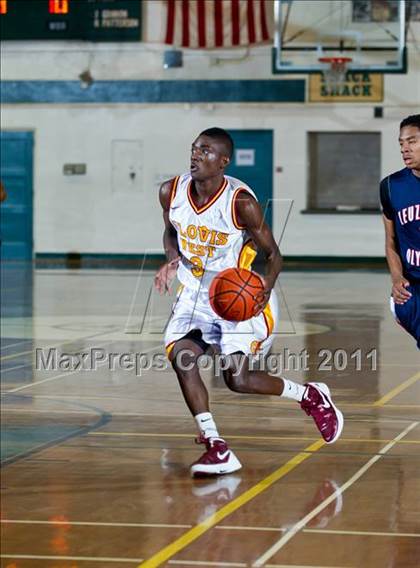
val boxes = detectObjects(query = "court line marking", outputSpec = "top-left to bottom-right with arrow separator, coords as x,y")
221,526 -> 420,538
1,407 -> 418,425
1,343 -> 162,394
2,520 -> 419,539
253,420 -> 419,567
10,393 -> 419,410
168,560 -> 244,568
169,562 -> 246,567
265,565 -> 353,568
0,363 -> 29,373
373,371 -> 420,407
0,348 -> 37,362
87,432 -> 420,444
0,406 -> 324,422
1,438 -> 77,466
0,554 -> 143,564
369,404 -> 420,408
220,526 -> 420,538
303,528 -> 420,538
0,334 -> 116,366
0,339 -> 33,352
216,399 -> 420,409
0,519 -> 189,529
1,520 -> 191,529
137,439 -> 325,568
7,392 -> 420,412
0,555 -> 247,567
3,393 -> 420,410
1,401 -> 111,467
0,324 -> 141,362
2,365 -> 108,395
0,340 -> 107,363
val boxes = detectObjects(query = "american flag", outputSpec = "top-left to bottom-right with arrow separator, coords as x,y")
164,0 -> 273,49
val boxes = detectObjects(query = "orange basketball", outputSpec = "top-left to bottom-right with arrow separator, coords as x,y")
209,268 -> 265,322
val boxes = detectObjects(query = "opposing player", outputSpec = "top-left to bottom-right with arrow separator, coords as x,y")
155,127 -> 343,476
380,115 -> 420,349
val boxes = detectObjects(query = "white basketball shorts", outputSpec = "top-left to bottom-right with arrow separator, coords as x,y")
164,285 -> 279,358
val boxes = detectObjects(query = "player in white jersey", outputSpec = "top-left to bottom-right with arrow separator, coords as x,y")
155,128 -> 343,476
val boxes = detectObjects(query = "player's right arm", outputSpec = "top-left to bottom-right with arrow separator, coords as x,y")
382,215 -> 411,304
154,179 -> 180,295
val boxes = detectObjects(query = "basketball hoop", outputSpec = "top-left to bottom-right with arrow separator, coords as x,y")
318,57 -> 352,91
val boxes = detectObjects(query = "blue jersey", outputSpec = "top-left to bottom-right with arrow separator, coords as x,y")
380,167 -> 420,281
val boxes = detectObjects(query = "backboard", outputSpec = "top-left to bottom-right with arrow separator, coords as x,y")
273,0 -> 408,74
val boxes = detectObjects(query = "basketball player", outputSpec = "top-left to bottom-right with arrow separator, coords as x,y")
155,128 -> 343,476
380,114 -> 420,349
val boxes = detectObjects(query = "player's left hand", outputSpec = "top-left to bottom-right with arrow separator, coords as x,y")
253,278 -> 271,316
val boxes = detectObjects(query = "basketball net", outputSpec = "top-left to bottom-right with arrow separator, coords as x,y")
318,57 -> 352,91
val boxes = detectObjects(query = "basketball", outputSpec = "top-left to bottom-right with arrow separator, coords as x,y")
209,267 -> 265,322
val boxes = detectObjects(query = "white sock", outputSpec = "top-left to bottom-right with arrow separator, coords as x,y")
280,378 -> 306,402
195,412 -> 220,440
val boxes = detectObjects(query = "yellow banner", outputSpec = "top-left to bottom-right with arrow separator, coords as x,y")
309,72 -> 383,102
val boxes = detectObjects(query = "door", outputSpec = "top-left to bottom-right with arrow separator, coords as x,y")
226,130 -> 273,227
0,131 -> 34,260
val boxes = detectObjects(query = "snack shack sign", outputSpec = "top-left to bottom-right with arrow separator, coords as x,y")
309,72 -> 383,102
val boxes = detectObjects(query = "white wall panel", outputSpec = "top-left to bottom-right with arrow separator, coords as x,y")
1,17 -> 419,257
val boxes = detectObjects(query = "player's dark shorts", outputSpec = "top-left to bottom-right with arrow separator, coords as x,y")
391,281 -> 420,349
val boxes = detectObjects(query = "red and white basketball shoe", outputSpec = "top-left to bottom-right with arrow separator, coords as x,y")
191,436 -> 242,477
301,382 -> 344,444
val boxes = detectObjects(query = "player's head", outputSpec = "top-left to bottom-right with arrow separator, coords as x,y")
399,114 -> 420,171
190,127 -> 234,181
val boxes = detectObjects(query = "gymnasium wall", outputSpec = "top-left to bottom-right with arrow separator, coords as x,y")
1,7 -> 419,258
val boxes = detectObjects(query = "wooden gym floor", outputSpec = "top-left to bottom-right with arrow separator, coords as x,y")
1,264 -> 419,567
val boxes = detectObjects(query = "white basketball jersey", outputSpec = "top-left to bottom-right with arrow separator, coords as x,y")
169,173 -> 258,291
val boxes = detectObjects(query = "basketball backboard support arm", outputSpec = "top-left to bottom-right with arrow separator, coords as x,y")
273,0 -> 407,74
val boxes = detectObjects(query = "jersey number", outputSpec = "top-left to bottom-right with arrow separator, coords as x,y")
190,256 -> 204,278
